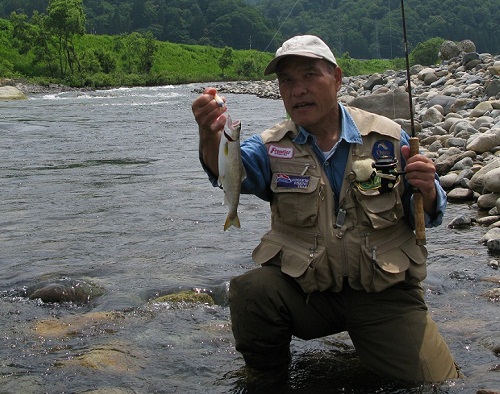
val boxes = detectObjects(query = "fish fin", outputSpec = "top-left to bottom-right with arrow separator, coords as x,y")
223,214 -> 241,231
241,166 -> 247,183
217,174 -> 224,189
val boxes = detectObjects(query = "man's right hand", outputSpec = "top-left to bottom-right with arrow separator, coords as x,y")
192,87 -> 227,136
192,87 -> 227,176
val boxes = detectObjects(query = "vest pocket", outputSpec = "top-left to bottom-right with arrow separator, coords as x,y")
353,187 -> 404,229
252,231 -> 327,294
270,174 -> 320,228
360,236 -> 427,292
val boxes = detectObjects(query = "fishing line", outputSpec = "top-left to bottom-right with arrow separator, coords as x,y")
263,0 -> 302,52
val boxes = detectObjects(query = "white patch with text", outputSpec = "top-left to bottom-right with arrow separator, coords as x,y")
268,145 -> 294,159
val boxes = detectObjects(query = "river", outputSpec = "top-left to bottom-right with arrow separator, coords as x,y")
0,84 -> 498,393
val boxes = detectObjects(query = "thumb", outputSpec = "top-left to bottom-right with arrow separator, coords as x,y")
401,145 -> 410,162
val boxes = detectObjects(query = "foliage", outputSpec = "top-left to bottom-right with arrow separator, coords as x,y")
410,37 -> 446,66
45,0 -> 86,75
0,0 -> 497,58
219,47 -> 234,75
0,11 -> 418,89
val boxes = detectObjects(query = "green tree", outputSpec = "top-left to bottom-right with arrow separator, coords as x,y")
45,0 -> 86,76
410,37 -> 445,66
139,31 -> 157,74
218,46 -> 234,75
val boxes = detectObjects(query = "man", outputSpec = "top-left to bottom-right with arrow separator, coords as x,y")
192,35 -> 458,383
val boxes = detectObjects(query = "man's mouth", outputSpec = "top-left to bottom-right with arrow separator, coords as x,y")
294,102 -> 313,109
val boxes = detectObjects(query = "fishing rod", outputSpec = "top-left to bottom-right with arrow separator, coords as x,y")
401,0 -> 426,245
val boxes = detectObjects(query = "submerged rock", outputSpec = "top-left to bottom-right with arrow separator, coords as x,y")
24,278 -> 104,304
150,290 -> 214,306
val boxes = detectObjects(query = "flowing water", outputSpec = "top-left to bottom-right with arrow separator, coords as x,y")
0,85 -> 498,393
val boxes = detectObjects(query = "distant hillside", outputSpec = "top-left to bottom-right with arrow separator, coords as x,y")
249,0 -> 499,58
1,0 -> 498,58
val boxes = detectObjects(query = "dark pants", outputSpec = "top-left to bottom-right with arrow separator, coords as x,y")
228,265 -> 458,382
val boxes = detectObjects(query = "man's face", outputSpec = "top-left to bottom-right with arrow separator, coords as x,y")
276,56 -> 342,133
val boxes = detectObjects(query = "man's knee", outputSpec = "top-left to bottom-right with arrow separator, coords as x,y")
228,266 -> 295,370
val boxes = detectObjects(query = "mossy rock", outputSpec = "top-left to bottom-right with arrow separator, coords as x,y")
150,290 -> 214,306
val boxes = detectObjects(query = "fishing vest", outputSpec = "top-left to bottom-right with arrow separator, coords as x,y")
252,106 -> 427,293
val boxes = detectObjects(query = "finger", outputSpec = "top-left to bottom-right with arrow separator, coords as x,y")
193,93 -> 226,127
401,145 -> 410,162
212,114 -> 227,132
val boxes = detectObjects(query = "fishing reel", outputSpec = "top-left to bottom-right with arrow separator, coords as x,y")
372,156 -> 404,194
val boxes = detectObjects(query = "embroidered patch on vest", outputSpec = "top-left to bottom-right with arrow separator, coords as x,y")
268,145 -> 294,159
372,140 -> 395,160
276,173 -> 310,189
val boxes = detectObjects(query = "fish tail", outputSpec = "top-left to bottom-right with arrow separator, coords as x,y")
223,213 -> 241,231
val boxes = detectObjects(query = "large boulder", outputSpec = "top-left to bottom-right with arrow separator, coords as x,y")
347,87 -> 411,120
0,86 -> 27,100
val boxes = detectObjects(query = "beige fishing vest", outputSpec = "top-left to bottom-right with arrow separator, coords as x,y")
252,106 -> 427,293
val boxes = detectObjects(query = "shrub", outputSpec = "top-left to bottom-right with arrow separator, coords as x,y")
410,37 -> 445,66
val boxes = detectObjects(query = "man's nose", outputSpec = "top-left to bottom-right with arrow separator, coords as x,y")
291,80 -> 307,96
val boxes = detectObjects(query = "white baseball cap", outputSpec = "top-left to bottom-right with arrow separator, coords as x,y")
264,35 -> 338,75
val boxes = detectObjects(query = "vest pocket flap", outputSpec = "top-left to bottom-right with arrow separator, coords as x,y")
399,237 -> 428,265
280,246 -> 316,277
270,174 -> 319,193
356,190 -> 397,214
372,237 -> 427,273
252,237 -> 283,265
252,231 -> 327,293
374,249 -> 410,273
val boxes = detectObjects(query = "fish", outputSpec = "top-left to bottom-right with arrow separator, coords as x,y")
218,114 -> 245,230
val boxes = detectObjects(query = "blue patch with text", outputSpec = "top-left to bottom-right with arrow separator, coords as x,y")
372,140 -> 395,160
276,173 -> 310,189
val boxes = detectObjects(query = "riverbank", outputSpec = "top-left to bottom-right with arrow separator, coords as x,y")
0,77 -> 93,94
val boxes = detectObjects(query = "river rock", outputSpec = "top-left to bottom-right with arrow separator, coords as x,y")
0,86 -> 27,100
422,106 -> 444,123
485,79 -> 500,98
477,193 -> 500,210
489,61 -> 500,76
25,278 -> 104,304
481,227 -> 500,244
447,187 -> 474,202
447,213 -> 474,228
347,87 -> 411,119
363,73 -> 386,91
476,215 -> 500,226
470,130 -> 500,154
428,96 -> 458,115
150,290 -> 214,306
61,342 -> 145,373
458,40 -> 476,54
439,173 -> 459,189
483,167 -> 500,193
477,388 -> 500,394
469,158 -> 500,193
439,41 -> 460,60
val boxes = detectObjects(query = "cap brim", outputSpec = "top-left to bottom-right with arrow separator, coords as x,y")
264,52 -> 323,76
